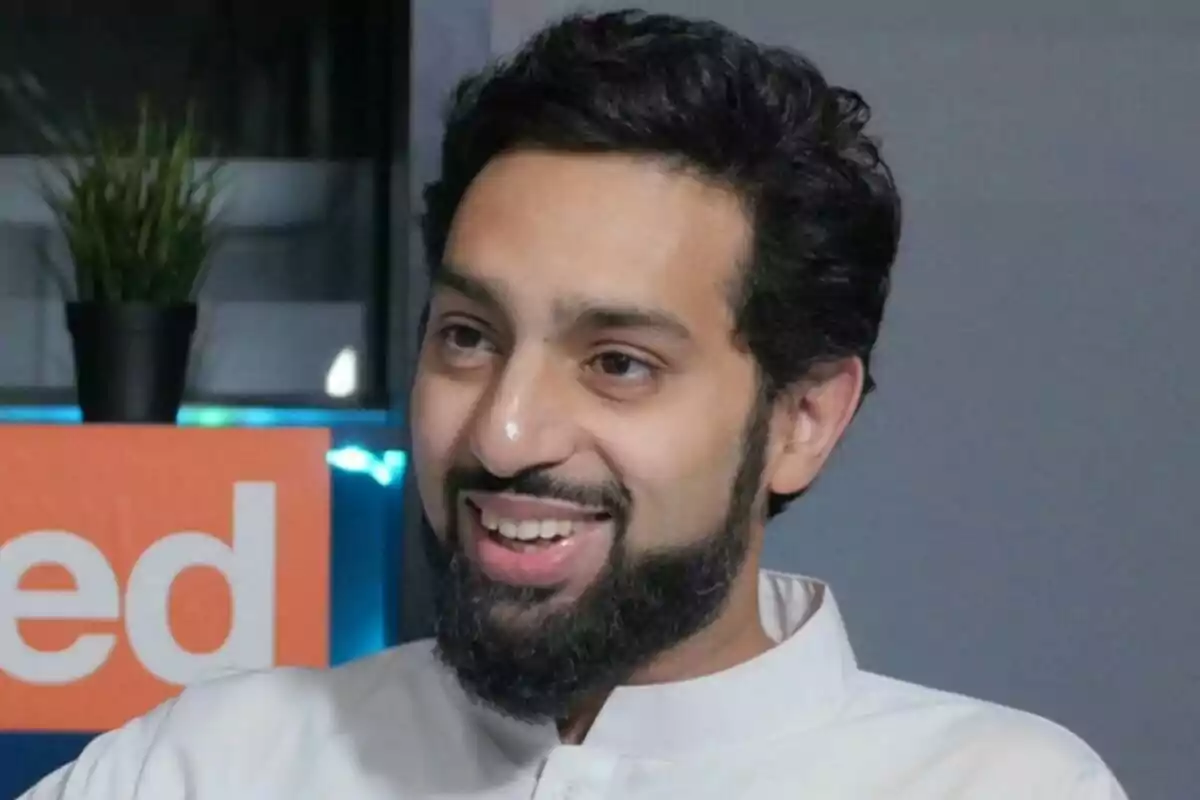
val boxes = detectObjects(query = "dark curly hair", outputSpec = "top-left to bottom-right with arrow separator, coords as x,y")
422,10 -> 902,516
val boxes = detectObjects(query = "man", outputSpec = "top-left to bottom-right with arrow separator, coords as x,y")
22,10 -> 1126,799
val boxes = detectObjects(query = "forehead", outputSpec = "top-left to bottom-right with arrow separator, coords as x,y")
441,150 -> 750,334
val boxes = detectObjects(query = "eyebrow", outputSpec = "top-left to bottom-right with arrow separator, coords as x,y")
431,265 -> 503,312
433,262 -> 694,342
563,303 -> 693,342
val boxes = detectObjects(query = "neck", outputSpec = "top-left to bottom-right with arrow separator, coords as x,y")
558,557 -> 770,744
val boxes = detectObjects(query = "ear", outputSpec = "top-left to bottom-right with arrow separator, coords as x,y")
765,358 -> 866,498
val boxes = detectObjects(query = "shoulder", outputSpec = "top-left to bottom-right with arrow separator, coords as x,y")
149,639 -> 444,742
169,638 -> 444,729
19,641 -> 447,800
842,671 -> 1127,798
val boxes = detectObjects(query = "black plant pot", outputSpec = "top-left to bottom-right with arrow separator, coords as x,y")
65,302 -> 198,424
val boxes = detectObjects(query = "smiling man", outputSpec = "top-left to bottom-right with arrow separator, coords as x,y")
418,149 -> 798,734
21,10 -> 1126,800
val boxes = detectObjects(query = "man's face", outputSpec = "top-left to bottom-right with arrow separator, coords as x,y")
411,151 -> 775,719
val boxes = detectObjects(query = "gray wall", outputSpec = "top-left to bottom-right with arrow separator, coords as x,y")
407,2 -> 1200,798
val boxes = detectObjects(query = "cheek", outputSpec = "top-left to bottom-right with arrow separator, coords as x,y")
410,373 -> 477,532
604,395 -> 753,547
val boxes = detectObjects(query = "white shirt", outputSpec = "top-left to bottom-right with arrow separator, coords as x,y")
20,572 -> 1127,799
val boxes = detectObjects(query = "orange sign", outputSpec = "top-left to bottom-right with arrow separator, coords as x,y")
0,426 -> 331,732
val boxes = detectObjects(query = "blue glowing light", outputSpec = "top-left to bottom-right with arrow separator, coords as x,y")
326,446 -> 407,486
0,405 -> 391,427
0,406 -> 405,484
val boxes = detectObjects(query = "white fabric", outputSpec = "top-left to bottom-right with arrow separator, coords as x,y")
19,572 -> 1128,799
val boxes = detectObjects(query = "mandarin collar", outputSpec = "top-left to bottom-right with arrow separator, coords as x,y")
469,572 -> 859,762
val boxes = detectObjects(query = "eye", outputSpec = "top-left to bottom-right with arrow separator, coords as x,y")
432,322 -> 496,366
441,324 -> 489,352
588,351 -> 656,383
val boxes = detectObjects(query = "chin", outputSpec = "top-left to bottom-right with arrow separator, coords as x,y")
484,602 -> 553,633
484,578 -> 593,623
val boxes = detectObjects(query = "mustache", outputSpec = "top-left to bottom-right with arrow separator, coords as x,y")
445,464 -> 632,524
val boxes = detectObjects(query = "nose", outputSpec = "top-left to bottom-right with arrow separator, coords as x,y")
467,353 -> 579,478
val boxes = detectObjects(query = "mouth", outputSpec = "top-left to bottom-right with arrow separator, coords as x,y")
470,499 -> 611,549
462,495 -> 615,588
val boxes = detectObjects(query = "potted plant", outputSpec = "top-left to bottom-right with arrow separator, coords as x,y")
2,73 -> 223,423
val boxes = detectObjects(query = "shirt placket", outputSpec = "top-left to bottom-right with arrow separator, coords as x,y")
531,746 -> 621,800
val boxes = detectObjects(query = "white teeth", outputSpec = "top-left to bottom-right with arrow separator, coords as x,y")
478,511 -> 580,541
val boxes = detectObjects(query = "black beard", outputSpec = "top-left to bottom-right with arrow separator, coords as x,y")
430,397 -> 770,723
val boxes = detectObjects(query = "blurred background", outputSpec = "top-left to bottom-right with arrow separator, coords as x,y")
1,2 -> 1197,798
